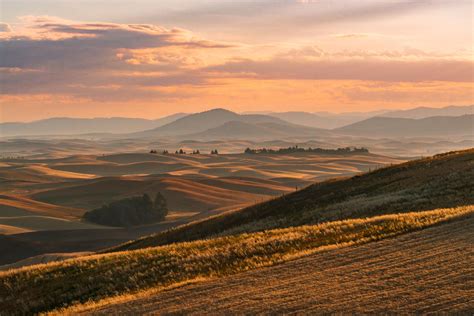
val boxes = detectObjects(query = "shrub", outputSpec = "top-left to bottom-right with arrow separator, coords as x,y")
83,193 -> 168,227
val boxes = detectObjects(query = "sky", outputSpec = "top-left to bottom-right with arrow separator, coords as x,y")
0,0 -> 473,121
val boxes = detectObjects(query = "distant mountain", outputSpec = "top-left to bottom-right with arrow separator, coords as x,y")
313,110 -> 389,118
190,121 -> 274,139
0,113 -> 188,137
132,108 -> 291,138
335,115 -> 474,138
254,106 -> 474,129
188,120 -> 327,140
266,112 -> 374,129
151,113 -> 189,127
382,105 -> 473,119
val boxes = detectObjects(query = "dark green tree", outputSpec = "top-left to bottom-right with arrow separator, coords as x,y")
83,193 -> 169,227
153,192 -> 168,220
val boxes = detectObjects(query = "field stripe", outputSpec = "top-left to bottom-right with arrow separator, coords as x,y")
84,213 -> 474,314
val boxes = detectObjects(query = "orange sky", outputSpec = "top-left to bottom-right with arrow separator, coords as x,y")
0,1 -> 473,121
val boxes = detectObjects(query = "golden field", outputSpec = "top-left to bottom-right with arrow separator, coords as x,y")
1,205 -> 472,314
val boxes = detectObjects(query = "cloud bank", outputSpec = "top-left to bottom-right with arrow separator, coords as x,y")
0,15 -> 472,120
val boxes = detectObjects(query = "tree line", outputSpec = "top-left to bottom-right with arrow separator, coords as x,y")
150,149 -> 219,155
244,146 -> 369,155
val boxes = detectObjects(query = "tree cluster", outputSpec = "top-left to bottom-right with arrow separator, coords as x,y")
149,150 -> 169,154
149,149 -> 216,155
244,146 -> 369,155
83,193 -> 168,227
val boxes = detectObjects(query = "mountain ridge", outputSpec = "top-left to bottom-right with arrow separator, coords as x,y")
130,108 -> 309,139
382,105 -> 473,119
0,114 -> 188,137
335,114 -> 474,138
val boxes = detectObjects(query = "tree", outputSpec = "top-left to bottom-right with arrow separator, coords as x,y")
153,192 -> 168,220
83,193 -> 169,227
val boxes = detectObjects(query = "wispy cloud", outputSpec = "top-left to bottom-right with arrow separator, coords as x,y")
205,49 -> 474,82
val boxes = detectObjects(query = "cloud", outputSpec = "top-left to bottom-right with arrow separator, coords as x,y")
331,33 -> 372,39
158,0 -> 430,23
339,81 -> 474,104
149,0 -> 438,39
0,17 -> 233,101
1,15 -> 471,109
205,56 -> 474,82
0,23 -> 12,32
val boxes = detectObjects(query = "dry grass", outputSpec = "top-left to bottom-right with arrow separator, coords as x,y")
0,205 -> 472,315
78,209 -> 474,315
0,252 -> 93,271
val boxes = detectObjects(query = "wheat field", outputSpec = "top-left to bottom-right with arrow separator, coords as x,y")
1,205 -> 472,314
66,210 -> 474,314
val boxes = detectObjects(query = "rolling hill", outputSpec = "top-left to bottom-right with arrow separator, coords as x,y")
83,211 -> 474,314
1,205 -> 472,314
0,150 -> 397,260
110,148 -> 473,251
335,114 -> 474,138
0,149 -> 472,314
30,177 -> 273,213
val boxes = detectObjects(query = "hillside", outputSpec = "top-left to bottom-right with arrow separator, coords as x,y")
0,151 -> 396,265
70,211 -> 474,314
266,111 -> 371,129
130,108 -> 300,138
1,206 -> 472,314
0,150 -> 472,314
0,114 -> 187,137
189,120 -> 327,140
111,149 -> 474,252
335,115 -> 473,138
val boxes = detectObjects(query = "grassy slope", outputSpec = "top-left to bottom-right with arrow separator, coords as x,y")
0,206 -> 472,314
111,149 -> 474,252
70,212 -> 474,315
